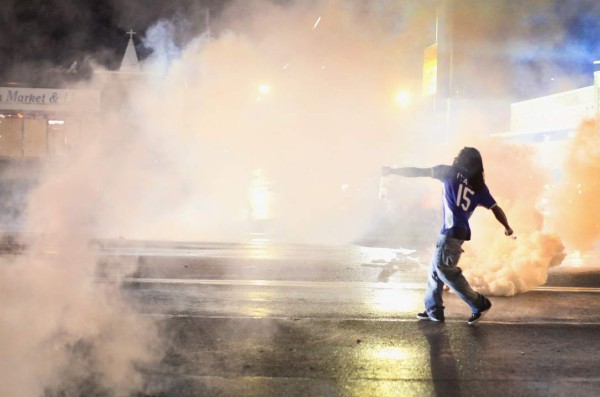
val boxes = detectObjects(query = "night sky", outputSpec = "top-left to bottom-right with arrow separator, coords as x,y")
0,0 -> 227,84
1,0 -> 600,99
510,1 -> 600,98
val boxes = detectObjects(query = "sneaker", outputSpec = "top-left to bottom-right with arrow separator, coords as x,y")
416,311 -> 445,322
467,298 -> 492,325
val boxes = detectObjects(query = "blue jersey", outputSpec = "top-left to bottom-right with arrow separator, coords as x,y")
432,165 -> 496,240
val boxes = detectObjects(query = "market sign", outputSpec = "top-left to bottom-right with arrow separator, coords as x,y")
0,87 -> 101,113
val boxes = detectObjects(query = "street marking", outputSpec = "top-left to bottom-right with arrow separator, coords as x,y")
121,278 -> 425,290
532,286 -> 600,293
138,312 -> 600,326
121,277 -> 600,294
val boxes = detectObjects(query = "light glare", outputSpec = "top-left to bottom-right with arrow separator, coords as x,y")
258,84 -> 271,95
394,90 -> 411,107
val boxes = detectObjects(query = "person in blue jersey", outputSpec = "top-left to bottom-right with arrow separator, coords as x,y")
382,147 -> 514,325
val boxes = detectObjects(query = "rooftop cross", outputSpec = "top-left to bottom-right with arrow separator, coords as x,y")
120,29 -> 140,72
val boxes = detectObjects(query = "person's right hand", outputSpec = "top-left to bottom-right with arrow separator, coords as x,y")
381,166 -> 391,176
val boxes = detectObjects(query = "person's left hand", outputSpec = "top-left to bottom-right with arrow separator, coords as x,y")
505,228 -> 516,239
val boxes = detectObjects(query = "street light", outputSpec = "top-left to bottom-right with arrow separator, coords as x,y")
258,84 -> 271,95
394,90 -> 411,107
256,84 -> 271,102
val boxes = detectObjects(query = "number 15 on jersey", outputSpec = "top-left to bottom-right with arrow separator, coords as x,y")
457,183 -> 474,211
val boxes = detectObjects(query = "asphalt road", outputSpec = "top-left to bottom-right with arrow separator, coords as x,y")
96,241 -> 600,396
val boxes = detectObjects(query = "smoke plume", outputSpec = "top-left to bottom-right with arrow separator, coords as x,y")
1,1 -> 435,394
2,1 -> 599,394
0,142 -> 161,395
547,119 -> 600,251
77,0 -> 440,244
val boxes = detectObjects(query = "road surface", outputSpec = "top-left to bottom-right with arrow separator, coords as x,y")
88,240 -> 600,396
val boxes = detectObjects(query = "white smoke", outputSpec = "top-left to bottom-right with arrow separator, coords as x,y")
0,1 -> 431,394
76,0 -> 438,244
3,1 -> 599,394
0,143 -> 161,395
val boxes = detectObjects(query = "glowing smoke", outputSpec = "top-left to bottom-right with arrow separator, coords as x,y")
548,119 -> 600,251
436,133 -> 566,296
81,0 -> 437,244
0,1 -> 435,394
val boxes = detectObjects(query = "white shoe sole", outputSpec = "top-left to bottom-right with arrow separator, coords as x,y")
417,314 -> 444,322
467,309 -> 490,325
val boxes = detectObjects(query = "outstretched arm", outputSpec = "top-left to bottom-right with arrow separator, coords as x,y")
381,166 -> 432,178
491,205 -> 514,236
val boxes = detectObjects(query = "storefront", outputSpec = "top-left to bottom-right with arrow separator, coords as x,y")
0,86 -> 100,159
0,86 -> 101,230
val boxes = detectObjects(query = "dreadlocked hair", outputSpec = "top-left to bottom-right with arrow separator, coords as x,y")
453,147 -> 486,193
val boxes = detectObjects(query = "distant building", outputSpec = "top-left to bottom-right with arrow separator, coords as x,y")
495,85 -> 597,144
0,87 -> 101,158
0,31 -> 140,161
491,63 -> 600,180
0,32 -> 141,229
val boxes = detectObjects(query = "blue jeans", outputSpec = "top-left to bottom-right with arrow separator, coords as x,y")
424,235 -> 488,316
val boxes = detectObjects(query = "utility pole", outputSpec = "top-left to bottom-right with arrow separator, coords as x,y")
436,0 -> 454,103
434,0 -> 454,135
